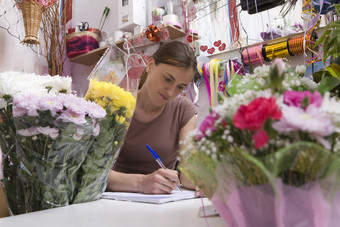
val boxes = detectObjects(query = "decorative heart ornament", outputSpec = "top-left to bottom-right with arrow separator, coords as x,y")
200,45 -> 208,52
207,47 -> 215,54
213,40 -> 222,47
218,43 -> 226,51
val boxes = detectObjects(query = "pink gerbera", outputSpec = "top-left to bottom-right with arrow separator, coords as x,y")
272,105 -> 334,148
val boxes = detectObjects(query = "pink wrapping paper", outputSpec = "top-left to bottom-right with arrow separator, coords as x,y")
211,179 -> 340,227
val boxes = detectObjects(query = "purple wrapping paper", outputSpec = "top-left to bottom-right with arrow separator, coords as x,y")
211,179 -> 340,227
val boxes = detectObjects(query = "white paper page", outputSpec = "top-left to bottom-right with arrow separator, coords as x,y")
101,189 -> 196,204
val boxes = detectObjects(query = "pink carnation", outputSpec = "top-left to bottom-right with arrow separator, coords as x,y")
233,97 -> 282,149
233,97 -> 282,131
284,90 -> 322,108
195,112 -> 220,140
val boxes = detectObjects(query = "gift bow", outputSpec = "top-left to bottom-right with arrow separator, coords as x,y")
145,25 -> 161,42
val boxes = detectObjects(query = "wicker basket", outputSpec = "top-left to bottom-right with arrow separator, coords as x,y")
18,1 -> 45,45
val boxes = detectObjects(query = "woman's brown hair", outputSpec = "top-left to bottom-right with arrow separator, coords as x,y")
138,41 -> 198,89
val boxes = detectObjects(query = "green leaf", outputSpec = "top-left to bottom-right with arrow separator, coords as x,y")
317,76 -> 340,95
301,96 -> 310,109
313,70 -> 330,83
245,49 -> 254,74
269,141 -> 338,186
237,149 -> 277,191
335,3 -> 340,14
226,74 -> 242,97
217,92 -> 225,104
269,66 -> 283,93
315,30 -> 331,47
327,63 -> 340,80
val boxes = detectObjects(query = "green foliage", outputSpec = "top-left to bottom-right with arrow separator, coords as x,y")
226,74 -> 264,97
179,151 -> 218,197
327,63 -> 340,80
314,3 -> 340,65
269,66 -> 284,93
317,75 -> 340,95
72,108 -> 128,203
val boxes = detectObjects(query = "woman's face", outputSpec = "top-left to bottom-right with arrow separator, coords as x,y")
144,59 -> 194,106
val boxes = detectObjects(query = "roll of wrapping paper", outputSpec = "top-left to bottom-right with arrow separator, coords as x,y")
241,44 -> 264,66
262,40 -> 292,61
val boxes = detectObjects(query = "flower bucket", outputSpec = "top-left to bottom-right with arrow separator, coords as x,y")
18,1 -> 45,45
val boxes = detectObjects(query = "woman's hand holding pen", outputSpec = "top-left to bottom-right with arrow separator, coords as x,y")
139,169 -> 180,194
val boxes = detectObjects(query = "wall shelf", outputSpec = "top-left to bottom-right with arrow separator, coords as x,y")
69,25 -> 199,66
69,46 -> 109,66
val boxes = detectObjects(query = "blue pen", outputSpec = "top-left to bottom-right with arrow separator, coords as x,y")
146,144 -> 182,192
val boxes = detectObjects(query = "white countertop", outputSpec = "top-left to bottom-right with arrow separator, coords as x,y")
0,198 -> 225,227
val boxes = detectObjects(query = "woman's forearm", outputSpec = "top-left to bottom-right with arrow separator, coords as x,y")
106,170 -> 144,192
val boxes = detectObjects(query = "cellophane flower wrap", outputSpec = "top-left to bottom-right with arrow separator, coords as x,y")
180,59 -> 340,227
72,43 -> 141,203
0,72 -> 72,188
0,72 -> 104,215
10,93 -> 105,214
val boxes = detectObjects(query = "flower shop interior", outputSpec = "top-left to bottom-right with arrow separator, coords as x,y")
1,0 -> 340,226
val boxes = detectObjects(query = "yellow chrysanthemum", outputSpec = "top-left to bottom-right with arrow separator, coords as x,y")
115,115 -> 126,124
85,79 -> 136,119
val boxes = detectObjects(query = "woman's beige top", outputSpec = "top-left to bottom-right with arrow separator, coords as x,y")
113,96 -> 196,174
0,185 -> 9,218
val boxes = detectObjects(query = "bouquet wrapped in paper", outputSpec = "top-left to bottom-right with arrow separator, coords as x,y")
72,43 -> 142,203
180,59 -> 340,227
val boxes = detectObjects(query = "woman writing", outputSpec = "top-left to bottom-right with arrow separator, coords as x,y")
106,41 -> 198,194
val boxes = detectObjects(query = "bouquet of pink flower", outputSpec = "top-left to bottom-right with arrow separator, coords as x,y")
180,59 -> 340,227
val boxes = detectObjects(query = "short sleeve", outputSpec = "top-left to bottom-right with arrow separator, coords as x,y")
177,96 -> 197,129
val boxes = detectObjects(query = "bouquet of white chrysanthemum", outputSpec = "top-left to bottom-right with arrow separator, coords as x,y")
0,72 -> 73,212
180,59 -> 340,227
0,71 -> 72,155
0,71 -> 108,215
5,93 -> 105,214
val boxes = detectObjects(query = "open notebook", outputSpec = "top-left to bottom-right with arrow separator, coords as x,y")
101,189 -> 196,204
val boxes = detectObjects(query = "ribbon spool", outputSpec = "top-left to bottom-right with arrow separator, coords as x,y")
288,31 -> 318,55
262,40 -> 292,61
144,25 -> 161,42
241,44 -> 264,66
